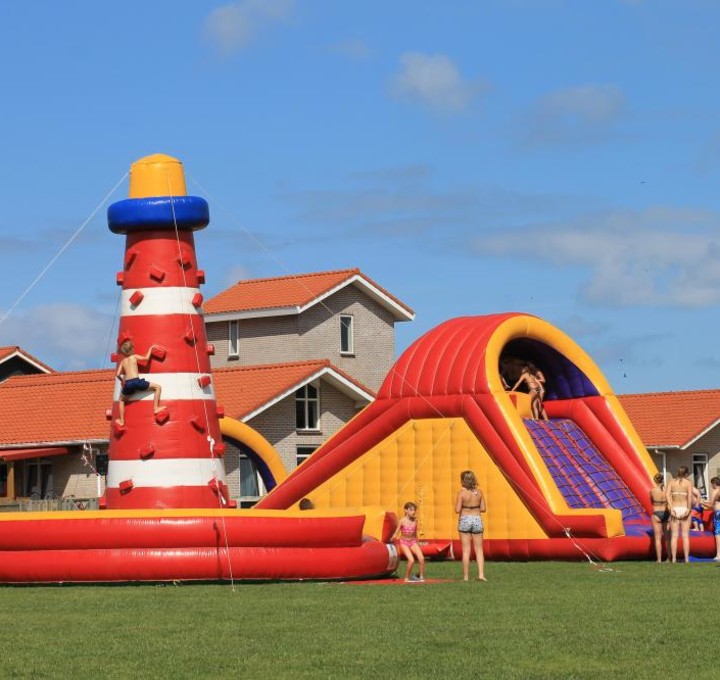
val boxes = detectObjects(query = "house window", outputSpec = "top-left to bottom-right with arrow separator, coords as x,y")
296,446 -> 317,467
296,383 -> 319,430
21,459 -> 53,499
228,320 -> 239,358
693,454 -> 708,499
340,315 -> 354,355
239,455 -> 265,499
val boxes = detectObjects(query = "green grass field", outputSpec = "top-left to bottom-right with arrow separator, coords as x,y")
1,560 -> 715,679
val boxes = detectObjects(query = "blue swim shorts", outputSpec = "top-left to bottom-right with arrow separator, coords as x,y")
458,515 -> 484,534
121,377 -> 150,395
714,510 -> 720,537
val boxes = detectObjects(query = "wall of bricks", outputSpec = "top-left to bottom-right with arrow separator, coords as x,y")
207,285 -> 397,392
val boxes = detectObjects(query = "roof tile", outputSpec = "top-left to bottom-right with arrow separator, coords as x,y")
204,268 -> 413,317
0,361 -> 373,447
618,389 -> 720,448
0,345 -> 55,373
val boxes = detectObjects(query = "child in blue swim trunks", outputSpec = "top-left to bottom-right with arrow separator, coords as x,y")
115,340 -> 162,426
703,477 -> 720,561
691,500 -> 705,532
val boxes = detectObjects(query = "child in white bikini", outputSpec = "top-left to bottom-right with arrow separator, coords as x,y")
666,466 -> 695,563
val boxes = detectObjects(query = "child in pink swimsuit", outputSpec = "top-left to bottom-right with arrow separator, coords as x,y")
396,501 -> 425,583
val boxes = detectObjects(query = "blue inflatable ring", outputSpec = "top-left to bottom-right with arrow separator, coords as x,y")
108,196 -> 209,233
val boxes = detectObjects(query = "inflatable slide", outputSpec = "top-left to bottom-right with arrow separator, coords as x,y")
257,313 -> 716,561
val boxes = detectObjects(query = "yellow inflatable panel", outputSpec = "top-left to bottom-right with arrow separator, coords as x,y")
309,418 -> 548,541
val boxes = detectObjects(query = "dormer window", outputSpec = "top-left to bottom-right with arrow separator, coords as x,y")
340,315 -> 354,355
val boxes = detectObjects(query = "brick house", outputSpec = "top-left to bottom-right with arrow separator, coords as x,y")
0,361 -> 374,507
203,268 -> 415,393
618,390 -> 720,497
0,269 -> 413,506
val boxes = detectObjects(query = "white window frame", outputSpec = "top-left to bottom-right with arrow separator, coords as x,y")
693,453 -> 709,499
238,453 -> 266,502
340,314 -> 354,355
296,383 -> 320,431
652,449 -> 667,482
228,320 -> 239,358
296,446 -> 317,468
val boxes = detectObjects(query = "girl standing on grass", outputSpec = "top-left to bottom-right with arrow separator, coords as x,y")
649,472 -> 669,563
455,470 -> 487,582
396,502 -> 425,583
666,466 -> 695,563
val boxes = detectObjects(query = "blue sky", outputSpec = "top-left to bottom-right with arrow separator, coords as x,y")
1,0 -> 720,394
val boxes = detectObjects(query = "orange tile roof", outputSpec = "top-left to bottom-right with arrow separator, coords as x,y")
214,360 -> 373,420
0,345 -> 55,373
0,370 -> 114,446
0,361 -> 374,447
204,268 -> 414,318
617,389 -> 720,448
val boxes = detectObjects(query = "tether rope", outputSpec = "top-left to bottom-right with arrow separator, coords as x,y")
187,175 -> 615,570
0,172 -> 129,329
166,176 -> 236,591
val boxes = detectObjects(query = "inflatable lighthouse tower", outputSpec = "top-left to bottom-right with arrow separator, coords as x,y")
106,154 -> 231,510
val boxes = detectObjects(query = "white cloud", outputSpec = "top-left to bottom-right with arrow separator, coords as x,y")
388,52 -> 484,114
473,206 -> 720,307
524,84 -> 626,146
0,304 -> 117,371
203,0 -> 294,56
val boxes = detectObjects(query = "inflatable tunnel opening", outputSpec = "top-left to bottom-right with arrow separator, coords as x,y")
226,437 -> 278,494
501,339 -> 598,401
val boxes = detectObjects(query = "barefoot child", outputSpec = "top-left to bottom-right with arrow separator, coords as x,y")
115,340 -> 163,426
703,477 -> 720,561
396,501 -> 425,583
691,496 -> 705,532
512,362 -> 548,420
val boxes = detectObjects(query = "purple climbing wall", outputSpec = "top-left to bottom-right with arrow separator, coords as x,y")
526,419 -> 646,523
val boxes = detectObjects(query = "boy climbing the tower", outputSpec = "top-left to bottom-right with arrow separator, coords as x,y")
115,340 -> 163,426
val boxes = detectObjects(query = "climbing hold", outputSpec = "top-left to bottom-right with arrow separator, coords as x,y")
149,264 -> 166,282
150,345 -> 167,360
139,443 -> 155,459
